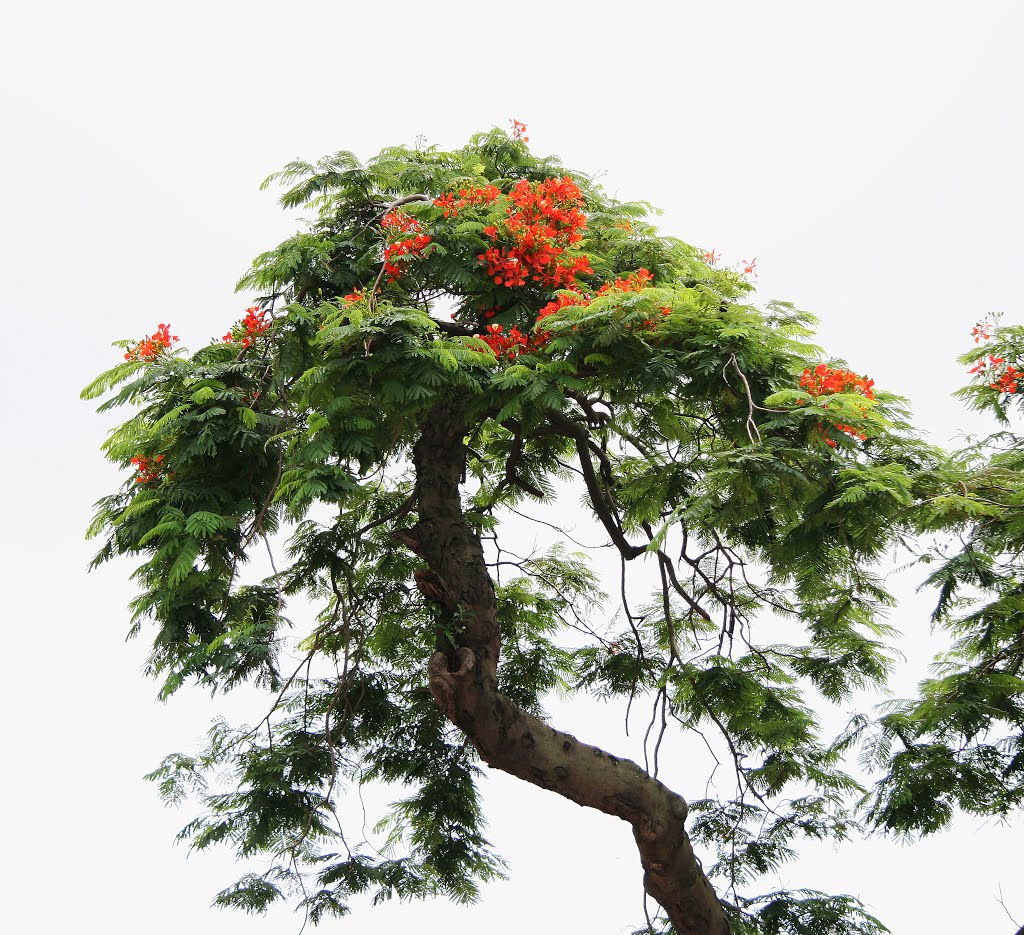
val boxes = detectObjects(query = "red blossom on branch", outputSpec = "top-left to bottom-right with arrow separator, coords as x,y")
130,454 -> 165,484
379,211 -> 432,282
798,364 -> 875,400
381,210 -> 421,234
968,354 -> 1005,375
476,176 -> 591,289
797,364 -> 875,444
476,268 -> 662,361
124,323 -> 178,361
223,306 -> 271,348
383,233 -> 432,282
509,118 -> 529,142
596,268 -> 654,296
992,366 -> 1020,393
477,323 -> 530,360
966,348 -> 1020,394
433,185 -> 500,219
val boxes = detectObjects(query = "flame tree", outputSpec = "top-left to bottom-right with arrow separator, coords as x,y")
85,127 -> 1012,934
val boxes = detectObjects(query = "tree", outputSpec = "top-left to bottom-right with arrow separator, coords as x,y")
82,126 -> 1021,934
861,323 -> 1024,841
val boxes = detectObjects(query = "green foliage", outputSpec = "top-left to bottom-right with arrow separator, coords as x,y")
638,889 -> 889,935
83,124 -> 1005,933
861,421 -> 1024,835
727,891 -> 889,935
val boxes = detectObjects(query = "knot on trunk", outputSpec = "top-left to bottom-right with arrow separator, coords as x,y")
427,648 -> 476,719
414,568 -> 458,611
393,525 -> 428,559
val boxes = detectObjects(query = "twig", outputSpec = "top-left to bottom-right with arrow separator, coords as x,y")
728,352 -> 762,444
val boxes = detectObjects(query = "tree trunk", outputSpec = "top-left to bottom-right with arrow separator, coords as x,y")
406,395 -> 730,935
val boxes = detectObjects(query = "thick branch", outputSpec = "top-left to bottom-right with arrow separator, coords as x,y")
544,410 -> 646,560
408,397 -> 729,935
426,648 -> 728,933
434,319 -> 480,337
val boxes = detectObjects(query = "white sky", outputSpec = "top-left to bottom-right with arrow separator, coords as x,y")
3,1 -> 1022,932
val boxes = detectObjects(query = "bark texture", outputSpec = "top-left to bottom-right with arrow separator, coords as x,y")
406,395 -> 730,935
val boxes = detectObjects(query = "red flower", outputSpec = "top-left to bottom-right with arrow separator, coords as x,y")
509,118 -> 529,142
223,306 -> 271,348
799,364 -> 875,401
476,322 -> 530,359
474,176 -> 590,290
992,365 -> 1019,394
475,265 -> 660,362
967,350 -> 1022,395
130,454 -> 166,484
381,211 -> 420,234
125,323 -> 179,361
383,232 -> 433,282
798,364 -> 874,445
433,192 -> 458,216
596,268 -> 654,297
433,185 -> 499,218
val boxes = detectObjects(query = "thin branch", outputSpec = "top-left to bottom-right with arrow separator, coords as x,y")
728,352 -> 761,444
505,505 -> 610,550
545,409 -> 646,559
355,193 -> 430,237
356,492 -> 415,537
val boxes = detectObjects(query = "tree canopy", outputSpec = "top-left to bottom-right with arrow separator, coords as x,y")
84,126 -> 1024,934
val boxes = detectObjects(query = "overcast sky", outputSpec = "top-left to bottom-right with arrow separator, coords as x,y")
3,2 -> 1023,932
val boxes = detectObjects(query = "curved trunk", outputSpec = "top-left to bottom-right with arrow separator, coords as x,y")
405,396 -> 730,935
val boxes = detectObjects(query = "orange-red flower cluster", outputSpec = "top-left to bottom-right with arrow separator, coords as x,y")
535,289 -> 591,318
968,353 -> 1004,376
381,210 -> 420,234
534,270 -> 653,323
534,268 -> 661,334
965,324 -> 1021,393
797,364 -> 874,446
821,422 -> 863,445
969,353 -> 1019,393
993,367 -> 1020,393
798,364 -> 875,400
478,323 -> 531,359
702,249 -> 721,266
124,323 -> 178,361
596,268 -> 654,296
130,454 -> 165,484
476,268 -> 662,361
477,177 -> 591,289
433,185 -> 500,218
381,211 -> 432,282
223,306 -> 270,347
509,118 -> 529,142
